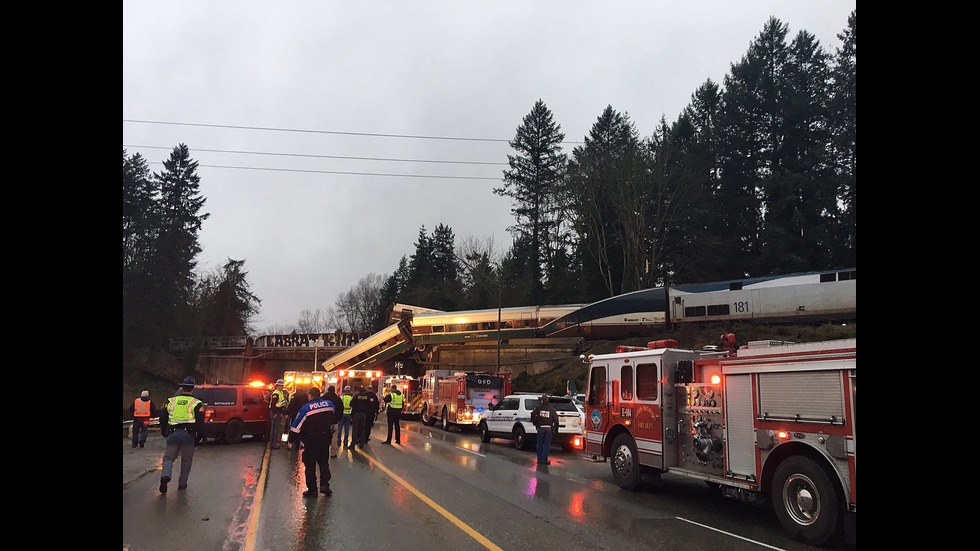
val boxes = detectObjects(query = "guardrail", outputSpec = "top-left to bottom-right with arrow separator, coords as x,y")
122,418 -> 161,438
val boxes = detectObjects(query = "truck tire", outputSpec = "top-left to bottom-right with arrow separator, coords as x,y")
513,425 -> 530,450
421,404 -> 436,426
610,433 -> 642,490
772,455 -> 843,547
224,419 -> 245,444
479,421 -> 491,443
441,407 -> 451,431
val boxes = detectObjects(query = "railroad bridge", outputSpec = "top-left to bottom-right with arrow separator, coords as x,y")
169,332 -> 582,385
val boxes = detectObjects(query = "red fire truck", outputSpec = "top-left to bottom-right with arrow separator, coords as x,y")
583,337 -> 856,547
419,370 -> 512,432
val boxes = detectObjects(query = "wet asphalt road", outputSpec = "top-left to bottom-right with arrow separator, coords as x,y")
123,419 -> 854,551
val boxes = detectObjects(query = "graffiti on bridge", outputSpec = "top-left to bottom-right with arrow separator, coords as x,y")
257,332 -> 371,348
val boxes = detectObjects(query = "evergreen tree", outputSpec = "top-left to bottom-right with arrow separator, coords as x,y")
153,144 -> 209,336
123,149 -> 160,348
829,10 -> 856,267
496,99 -> 568,304
565,106 -> 643,297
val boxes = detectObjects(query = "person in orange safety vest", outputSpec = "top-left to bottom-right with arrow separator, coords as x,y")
129,390 -> 160,449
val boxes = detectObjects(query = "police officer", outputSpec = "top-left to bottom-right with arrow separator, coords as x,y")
129,390 -> 159,448
382,384 -> 404,444
269,379 -> 288,449
288,387 -> 337,497
159,377 -> 204,493
530,395 -> 558,466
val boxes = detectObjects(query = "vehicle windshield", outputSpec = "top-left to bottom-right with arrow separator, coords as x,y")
526,397 -> 579,412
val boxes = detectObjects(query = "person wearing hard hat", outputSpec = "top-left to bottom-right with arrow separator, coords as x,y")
269,379 -> 289,449
129,390 -> 159,449
158,376 -> 204,493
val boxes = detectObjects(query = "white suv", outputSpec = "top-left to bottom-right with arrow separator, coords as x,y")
479,394 -> 584,451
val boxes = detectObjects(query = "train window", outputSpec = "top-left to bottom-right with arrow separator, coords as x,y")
636,363 -> 659,400
820,272 -> 836,282
838,270 -> 856,281
589,366 -> 607,406
707,304 -> 730,316
729,282 -> 743,291
620,365 -> 634,400
466,323 -> 479,331
481,322 -> 495,330
685,305 -> 707,317
432,325 -> 445,333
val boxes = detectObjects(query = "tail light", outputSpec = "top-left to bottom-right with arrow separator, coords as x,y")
204,408 -> 215,422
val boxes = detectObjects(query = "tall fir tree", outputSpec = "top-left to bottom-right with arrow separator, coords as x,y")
497,99 -> 567,305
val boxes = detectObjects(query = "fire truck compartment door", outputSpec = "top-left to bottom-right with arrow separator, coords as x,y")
724,374 -> 756,479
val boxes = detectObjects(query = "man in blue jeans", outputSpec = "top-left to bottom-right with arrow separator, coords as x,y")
269,379 -> 288,449
530,395 -> 558,465
337,386 -> 353,449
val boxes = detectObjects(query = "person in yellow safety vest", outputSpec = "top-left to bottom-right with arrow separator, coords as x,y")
336,386 -> 353,449
129,390 -> 160,448
382,384 -> 404,445
381,385 -> 390,413
158,377 -> 204,493
269,379 -> 289,449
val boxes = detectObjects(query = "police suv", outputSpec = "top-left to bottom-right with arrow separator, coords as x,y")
479,394 -> 584,451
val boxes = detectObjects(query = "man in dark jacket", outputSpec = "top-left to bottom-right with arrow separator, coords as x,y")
530,395 -> 559,465
322,385 -> 343,457
285,389 -> 309,450
363,385 -> 380,441
289,387 -> 337,497
350,386 -> 372,449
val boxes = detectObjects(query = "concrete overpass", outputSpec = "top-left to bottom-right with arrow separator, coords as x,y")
169,333 -> 583,385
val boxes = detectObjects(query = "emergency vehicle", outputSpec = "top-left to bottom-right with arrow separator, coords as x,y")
583,336 -> 856,547
419,370 -> 512,432
332,369 -> 384,396
282,371 -> 326,397
380,375 -> 423,418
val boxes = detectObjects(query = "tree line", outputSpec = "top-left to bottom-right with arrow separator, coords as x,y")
123,13 -> 855,349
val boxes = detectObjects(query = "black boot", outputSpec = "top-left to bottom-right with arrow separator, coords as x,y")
320,483 -> 332,495
302,488 -> 317,497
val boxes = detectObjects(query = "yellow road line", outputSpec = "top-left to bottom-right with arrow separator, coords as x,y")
241,442 -> 272,551
355,447 -> 504,551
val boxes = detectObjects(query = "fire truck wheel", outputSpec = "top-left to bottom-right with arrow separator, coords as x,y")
772,456 -> 843,547
421,405 -> 437,426
224,419 -> 245,444
513,426 -> 530,450
610,434 -> 642,490
441,408 -> 451,431
479,422 -> 491,443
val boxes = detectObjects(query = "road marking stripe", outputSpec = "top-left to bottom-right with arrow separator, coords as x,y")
241,442 -> 273,551
675,517 -> 787,550
356,447 -> 504,551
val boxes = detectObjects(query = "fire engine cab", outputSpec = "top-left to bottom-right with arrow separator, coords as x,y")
584,337 -> 856,547
420,370 -> 512,432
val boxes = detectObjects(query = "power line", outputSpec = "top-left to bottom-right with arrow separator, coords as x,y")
135,159 -> 502,180
123,118 -> 514,143
123,144 -> 508,166
122,118 -> 583,144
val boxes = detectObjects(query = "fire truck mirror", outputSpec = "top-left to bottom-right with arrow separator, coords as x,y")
676,360 -> 693,384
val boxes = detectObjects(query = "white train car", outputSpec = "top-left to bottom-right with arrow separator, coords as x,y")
667,268 -> 856,324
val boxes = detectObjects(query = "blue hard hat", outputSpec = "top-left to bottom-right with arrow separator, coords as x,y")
181,376 -> 196,387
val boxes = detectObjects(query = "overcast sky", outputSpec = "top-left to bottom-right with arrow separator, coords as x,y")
122,1 -> 856,334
